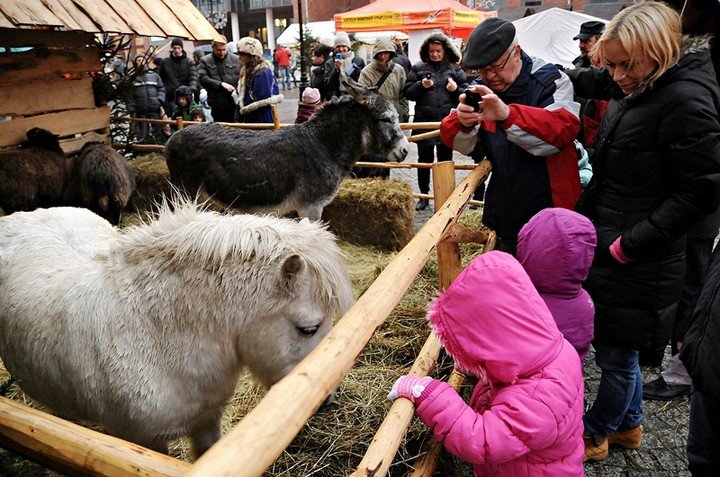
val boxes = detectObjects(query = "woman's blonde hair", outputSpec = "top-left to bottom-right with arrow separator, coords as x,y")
593,1 -> 682,86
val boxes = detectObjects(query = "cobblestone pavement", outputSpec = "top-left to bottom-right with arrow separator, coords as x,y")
285,90 -> 693,476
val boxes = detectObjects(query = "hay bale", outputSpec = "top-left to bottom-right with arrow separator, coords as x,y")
128,153 -> 171,212
322,179 -> 414,251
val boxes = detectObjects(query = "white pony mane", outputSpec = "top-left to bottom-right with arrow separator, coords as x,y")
115,197 -> 353,316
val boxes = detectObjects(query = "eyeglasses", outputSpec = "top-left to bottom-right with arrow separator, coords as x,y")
477,47 -> 515,77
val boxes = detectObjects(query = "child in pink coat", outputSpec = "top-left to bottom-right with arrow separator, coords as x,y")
388,252 -> 585,476
517,207 -> 597,361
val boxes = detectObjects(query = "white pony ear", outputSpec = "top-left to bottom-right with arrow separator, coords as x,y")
280,254 -> 305,289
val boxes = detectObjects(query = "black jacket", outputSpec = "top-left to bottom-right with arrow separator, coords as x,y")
681,245 -> 720,401
404,33 -> 467,145
198,52 -> 240,110
577,38 -> 720,351
158,51 -> 198,107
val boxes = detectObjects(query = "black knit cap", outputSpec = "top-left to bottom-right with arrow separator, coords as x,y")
171,38 -> 183,47
573,21 -> 605,41
463,18 -> 516,69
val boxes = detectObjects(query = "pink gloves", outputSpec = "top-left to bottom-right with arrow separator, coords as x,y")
387,375 -> 433,403
609,236 -> 632,264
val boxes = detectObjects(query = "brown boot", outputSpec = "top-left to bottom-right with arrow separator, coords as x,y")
608,425 -> 643,449
583,432 -> 608,462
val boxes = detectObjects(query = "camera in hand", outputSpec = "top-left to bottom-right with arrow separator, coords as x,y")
424,72 -> 432,80
463,88 -> 482,112
335,53 -> 343,61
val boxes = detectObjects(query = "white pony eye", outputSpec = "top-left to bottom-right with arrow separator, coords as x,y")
297,325 -> 320,336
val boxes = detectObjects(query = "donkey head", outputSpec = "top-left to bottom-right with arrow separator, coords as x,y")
341,77 -> 409,162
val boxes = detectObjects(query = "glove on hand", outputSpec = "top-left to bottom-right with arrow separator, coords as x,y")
609,236 -> 632,264
387,375 -> 433,403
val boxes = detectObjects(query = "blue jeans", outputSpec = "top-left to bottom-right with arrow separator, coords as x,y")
584,345 -> 644,438
279,67 -> 292,89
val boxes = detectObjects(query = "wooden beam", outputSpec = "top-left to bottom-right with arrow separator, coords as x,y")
60,131 -> 108,155
0,397 -> 190,477
134,0 -> 192,39
0,46 -> 99,86
0,29 -> 95,48
161,0 -> 221,41
433,161 -> 463,290
0,77 -> 94,116
184,161 -> 492,477
106,0 -> 165,37
0,0 -> 63,27
0,106 -> 109,147
42,0 -> 99,32
70,0 -> 130,34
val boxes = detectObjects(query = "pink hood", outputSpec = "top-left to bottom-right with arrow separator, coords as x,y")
428,251 -> 564,384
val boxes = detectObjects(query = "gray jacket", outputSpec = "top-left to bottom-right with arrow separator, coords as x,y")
198,52 -> 240,109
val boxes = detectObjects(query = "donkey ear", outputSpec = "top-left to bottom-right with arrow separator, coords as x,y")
280,254 -> 305,289
341,75 -> 372,99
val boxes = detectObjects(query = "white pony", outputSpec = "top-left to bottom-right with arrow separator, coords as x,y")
0,200 -> 353,456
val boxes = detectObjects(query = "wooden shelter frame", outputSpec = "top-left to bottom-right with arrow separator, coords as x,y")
0,115 -> 493,476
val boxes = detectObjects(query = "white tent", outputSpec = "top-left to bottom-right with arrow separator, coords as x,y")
513,8 -> 608,68
276,21 -> 408,48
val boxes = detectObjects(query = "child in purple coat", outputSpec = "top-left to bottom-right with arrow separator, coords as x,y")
388,252 -> 585,476
517,207 -> 597,361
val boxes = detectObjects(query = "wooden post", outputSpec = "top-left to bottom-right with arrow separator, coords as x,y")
185,161 -> 492,477
409,370 -> 467,477
176,117 -> 184,130
0,397 -> 190,477
432,161 -> 462,290
271,104 -> 280,130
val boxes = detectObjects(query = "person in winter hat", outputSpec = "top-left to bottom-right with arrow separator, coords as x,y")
517,207 -> 597,361
323,31 -> 366,99
295,87 -> 321,124
404,32 -> 468,211
158,37 -> 198,114
170,85 -> 200,123
388,251 -> 585,476
232,37 -> 282,124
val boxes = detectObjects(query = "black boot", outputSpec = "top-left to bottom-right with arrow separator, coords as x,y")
416,198 -> 429,211
642,376 -> 690,401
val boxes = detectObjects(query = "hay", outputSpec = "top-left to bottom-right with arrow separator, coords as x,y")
128,153 -> 172,212
322,179 -> 414,251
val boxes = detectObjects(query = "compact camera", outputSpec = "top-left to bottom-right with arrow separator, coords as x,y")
463,88 -> 483,112
335,53 -> 344,61
424,72 -> 432,80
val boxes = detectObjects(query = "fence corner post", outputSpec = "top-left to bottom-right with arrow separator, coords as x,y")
432,161 -> 462,291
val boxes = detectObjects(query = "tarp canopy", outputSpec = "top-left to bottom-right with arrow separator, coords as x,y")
334,0 -> 496,40
513,8 -> 608,68
276,21 -> 408,48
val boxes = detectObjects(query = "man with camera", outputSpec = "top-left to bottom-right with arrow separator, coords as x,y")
440,18 -> 580,254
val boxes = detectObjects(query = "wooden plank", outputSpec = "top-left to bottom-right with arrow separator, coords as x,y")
107,0 -> 165,37
42,0 -> 98,32
0,106 -> 110,147
0,29 -> 95,47
134,0 -> 192,39
0,11 -> 13,28
0,47 -> 99,86
0,77 -> 94,116
60,131 -> 108,154
185,163 -> 492,477
0,0 -> 63,27
162,0 -> 222,40
71,0 -> 131,34
0,397 -> 190,477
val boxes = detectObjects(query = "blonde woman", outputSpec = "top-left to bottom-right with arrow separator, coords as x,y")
575,1 -> 720,462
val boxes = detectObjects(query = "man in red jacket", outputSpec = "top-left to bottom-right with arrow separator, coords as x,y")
274,46 -> 292,91
440,18 -> 580,255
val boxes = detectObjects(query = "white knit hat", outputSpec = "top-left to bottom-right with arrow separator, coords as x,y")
334,31 -> 351,48
302,87 -> 321,105
236,37 -> 263,57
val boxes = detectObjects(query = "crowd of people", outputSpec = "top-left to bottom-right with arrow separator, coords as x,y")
112,3 -> 720,472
